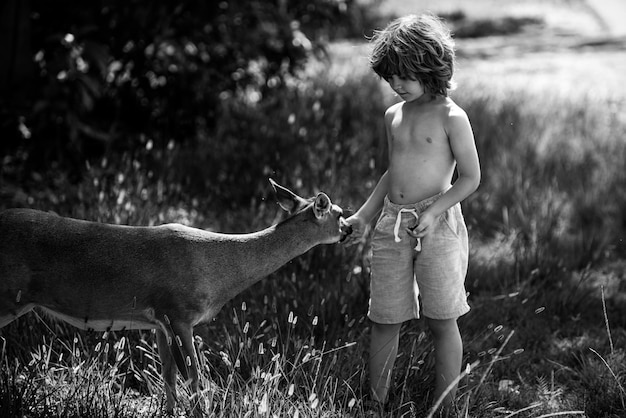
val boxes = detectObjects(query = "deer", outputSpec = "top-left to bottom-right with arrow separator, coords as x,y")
0,179 -> 351,414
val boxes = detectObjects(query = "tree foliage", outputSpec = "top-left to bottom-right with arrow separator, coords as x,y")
0,0 -> 370,191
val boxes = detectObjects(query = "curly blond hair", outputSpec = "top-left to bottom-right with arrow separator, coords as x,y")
369,14 -> 456,96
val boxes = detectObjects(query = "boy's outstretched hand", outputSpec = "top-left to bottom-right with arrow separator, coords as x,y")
342,215 -> 368,246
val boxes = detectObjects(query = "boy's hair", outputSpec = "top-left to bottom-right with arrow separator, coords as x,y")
369,14 -> 456,96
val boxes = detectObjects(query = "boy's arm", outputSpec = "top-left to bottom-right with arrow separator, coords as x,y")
353,170 -> 389,223
343,171 -> 389,245
355,104 -> 398,222
411,106 -> 481,238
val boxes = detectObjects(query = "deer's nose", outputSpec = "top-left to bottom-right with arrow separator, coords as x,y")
339,217 -> 352,242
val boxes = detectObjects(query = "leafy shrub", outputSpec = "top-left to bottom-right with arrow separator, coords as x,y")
0,0 -> 373,178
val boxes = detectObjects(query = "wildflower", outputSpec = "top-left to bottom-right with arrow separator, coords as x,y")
258,393 -> 268,414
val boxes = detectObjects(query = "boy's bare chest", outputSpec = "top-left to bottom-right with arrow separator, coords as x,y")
389,110 -> 448,153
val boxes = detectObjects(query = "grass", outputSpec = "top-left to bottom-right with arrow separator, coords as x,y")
2,10 -> 626,418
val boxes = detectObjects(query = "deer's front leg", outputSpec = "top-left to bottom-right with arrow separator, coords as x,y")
167,321 -> 200,412
156,329 -> 178,414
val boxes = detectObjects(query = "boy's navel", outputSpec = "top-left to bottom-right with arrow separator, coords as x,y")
426,137 -> 433,143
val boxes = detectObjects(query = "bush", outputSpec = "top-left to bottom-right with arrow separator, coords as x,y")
0,0 -> 374,180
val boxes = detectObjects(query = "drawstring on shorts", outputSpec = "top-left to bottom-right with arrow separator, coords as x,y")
393,208 -> 422,252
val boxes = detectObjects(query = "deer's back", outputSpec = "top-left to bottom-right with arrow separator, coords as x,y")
0,208 -> 193,268
0,208 -> 231,327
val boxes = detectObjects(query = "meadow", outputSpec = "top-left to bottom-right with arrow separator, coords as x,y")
2,7 -> 626,418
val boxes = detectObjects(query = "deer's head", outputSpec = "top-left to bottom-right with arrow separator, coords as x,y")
270,179 -> 350,244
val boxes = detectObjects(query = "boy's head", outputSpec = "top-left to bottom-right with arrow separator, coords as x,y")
369,14 -> 456,96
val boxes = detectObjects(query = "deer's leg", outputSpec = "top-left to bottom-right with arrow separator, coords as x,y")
156,329 -> 178,414
168,322 -> 200,410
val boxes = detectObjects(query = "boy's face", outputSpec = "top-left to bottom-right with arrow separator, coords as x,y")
385,75 -> 426,103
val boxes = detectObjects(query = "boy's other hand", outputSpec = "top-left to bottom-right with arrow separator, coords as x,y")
343,215 -> 367,246
407,211 -> 436,239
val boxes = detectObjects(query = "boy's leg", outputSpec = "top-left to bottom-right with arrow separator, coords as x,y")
426,317 -> 462,410
369,321 -> 402,403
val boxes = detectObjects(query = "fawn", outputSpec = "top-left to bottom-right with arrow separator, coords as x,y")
0,179 -> 350,413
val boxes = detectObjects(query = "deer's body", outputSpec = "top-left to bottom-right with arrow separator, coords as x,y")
0,180 -> 347,413
0,209 -> 321,331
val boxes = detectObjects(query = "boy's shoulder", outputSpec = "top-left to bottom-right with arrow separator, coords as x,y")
434,96 -> 463,110
434,97 -> 468,122
383,101 -> 403,122
384,97 -> 467,121
385,101 -> 403,114
443,98 -> 470,123
443,97 -> 465,111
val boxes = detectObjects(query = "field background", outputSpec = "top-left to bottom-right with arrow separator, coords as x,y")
1,0 -> 625,417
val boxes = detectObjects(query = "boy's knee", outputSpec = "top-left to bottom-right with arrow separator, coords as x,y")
426,317 -> 459,337
372,322 -> 402,339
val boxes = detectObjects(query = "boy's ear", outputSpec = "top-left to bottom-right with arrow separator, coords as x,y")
270,178 -> 307,214
313,192 -> 331,219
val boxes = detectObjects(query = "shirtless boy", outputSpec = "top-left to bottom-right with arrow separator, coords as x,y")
344,13 -> 481,415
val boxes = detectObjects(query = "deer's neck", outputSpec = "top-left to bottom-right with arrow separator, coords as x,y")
245,219 -> 315,276
220,218 -> 318,296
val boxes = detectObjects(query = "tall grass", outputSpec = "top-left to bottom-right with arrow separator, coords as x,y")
459,84 -> 626,272
1,46 -> 626,417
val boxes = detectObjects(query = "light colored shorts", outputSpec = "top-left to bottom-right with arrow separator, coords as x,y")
368,192 -> 470,323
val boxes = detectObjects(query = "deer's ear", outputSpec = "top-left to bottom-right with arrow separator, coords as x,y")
270,179 -> 306,214
313,192 -> 331,219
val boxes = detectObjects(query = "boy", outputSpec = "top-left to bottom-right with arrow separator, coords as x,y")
345,13 -> 480,415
